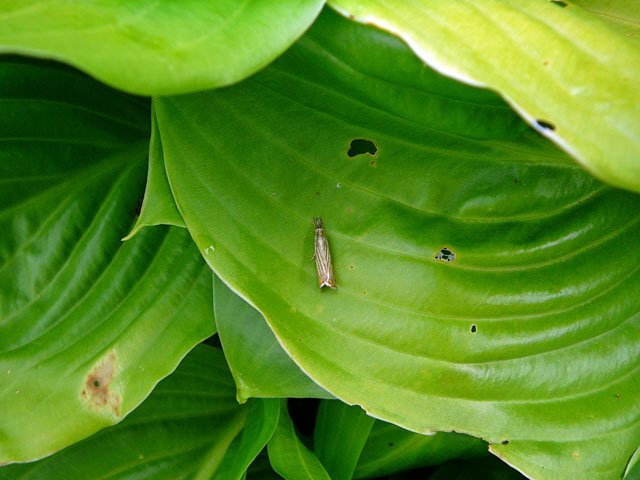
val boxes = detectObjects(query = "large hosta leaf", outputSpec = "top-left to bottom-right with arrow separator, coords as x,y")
0,57 -> 215,463
154,9 -> 640,480
0,0 -> 326,95
328,0 -> 640,193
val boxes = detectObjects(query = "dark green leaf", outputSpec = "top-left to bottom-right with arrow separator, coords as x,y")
0,57 -> 215,462
355,423 -> 487,479
313,400 -> 374,480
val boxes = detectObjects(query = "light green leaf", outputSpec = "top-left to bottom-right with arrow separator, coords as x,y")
0,345 -> 257,480
0,57 -> 215,463
0,0 -> 326,95
328,0 -> 640,193
354,423 -> 487,479
571,0 -> 640,37
124,105 -> 185,240
313,400 -> 374,480
154,8 -> 640,480
268,400 -> 332,480
214,275 -> 331,402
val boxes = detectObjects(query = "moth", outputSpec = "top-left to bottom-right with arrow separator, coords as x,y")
312,217 -> 337,289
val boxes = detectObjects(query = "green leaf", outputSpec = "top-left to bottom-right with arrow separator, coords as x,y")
214,275 -> 331,402
268,400 -> 332,480
246,451 -> 287,480
625,445 -> 640,480
428,456 -> 527,480
570,0 -> 640,37
313,400 -> 374,480
328,0 -> 640,192
354,423 -> 487,479
0,57 -> 215,463
0,345 -> 260,480
124,105 -> 185,240
0,0 -> 326,95
204,398 -> 280,480
154,8 -> 640,480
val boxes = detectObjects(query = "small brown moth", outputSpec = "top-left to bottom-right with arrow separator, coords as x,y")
312,217 -> 337,289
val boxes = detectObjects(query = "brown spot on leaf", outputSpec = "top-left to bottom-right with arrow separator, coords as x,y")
80,351 -> 121,418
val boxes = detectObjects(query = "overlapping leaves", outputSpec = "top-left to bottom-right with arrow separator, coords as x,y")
0,0 -> 326,95
327,0 -> 640,193
154,9 -> 640,480
0,57 -> 215,462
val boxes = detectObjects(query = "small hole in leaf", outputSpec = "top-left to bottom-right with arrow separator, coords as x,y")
536,119 -> 556,131
388,443 -> 394,447
435,247 -> 456,262
550,0 -> 568,6
348,139 -> 377,157
501,440 -> 510,445
470,324 -> 477,333
93,380 -> 100,388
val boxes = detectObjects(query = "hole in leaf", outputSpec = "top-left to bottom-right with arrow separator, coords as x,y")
434,247 -> 456,262
348,139 -> 377,157
470,324 -> 477,333
93,380 -> 100,387
536,119 -> 556,131
501,440 -> 510,445
550,0 -> 568,6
